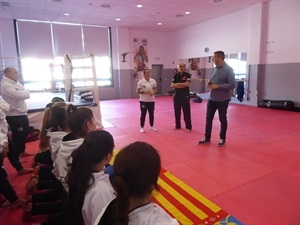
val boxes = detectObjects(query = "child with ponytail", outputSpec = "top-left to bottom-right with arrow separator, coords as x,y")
95,141 -> 179,225
26,104 -> 74,192
64,130 -> 115,225
52,106 -> 96,189
23,107 -> 97,220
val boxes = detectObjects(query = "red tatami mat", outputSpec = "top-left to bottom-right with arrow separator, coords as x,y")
1,96 -> 299,225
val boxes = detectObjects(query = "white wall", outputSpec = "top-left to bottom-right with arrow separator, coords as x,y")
262,0 -> 300,64
168,1 -> 300,106
170,8 -> 251,62
170,0 -> 300,65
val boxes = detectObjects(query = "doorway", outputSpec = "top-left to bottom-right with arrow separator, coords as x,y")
151,64 -> 163,95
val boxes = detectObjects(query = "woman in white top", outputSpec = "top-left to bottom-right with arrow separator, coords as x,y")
136,69 -> 157,133
95,141 -> 179,225
64,130 -> 115,225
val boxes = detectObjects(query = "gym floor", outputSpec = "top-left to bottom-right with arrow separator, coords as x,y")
1,96 -> 299,225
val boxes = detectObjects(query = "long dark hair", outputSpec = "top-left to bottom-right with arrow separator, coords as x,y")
113,142 -> 161,225
38,103 -> 72,150
64,130 -> 115,225
67,107 -> 93,139
48,104 -> 68,132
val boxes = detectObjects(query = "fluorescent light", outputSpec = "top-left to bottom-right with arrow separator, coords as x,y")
185,11 -> 190,15
157,22 -> 162,25
64,13 -> 70,16
116,18 -> 121,21
137,4 -> 142,8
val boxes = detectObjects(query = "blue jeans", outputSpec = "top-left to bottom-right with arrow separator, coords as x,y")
205,100 -> 229,141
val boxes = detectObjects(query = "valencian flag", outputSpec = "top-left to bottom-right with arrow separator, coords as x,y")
110,152 -> 243,225
152,169 -> 243,225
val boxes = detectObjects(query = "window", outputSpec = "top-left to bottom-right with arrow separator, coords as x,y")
16,20 -> 112,91
95,56 -> 112,86
225,53 -> 247,80
21,58 -> 53,90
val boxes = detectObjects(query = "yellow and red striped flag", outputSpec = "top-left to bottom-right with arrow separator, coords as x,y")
152,169 -> 243,225
110,151 -> 242,225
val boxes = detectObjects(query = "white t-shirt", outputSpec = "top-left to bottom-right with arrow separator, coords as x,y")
128,203 -> 179,225
82,171 -> 115,225
94,202 -> 179,225
137,78 -> 157,102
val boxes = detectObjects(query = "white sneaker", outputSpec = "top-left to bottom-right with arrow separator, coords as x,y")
140,128 -> 145,133
150,126 -> 157,131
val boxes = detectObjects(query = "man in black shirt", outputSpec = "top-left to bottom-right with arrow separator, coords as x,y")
171,63 -> 192,131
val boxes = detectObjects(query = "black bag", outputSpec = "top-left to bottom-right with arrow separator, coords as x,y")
26,126 -> 40,142
258,99 -> 295,111
193,93 -> 202,103
168,90 -> 175,96
189,91 -> 196,98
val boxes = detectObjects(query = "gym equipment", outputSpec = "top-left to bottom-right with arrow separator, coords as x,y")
64,53 -> 103,127
258,99 -> 295,111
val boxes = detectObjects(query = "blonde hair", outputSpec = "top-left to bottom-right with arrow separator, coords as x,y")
38,107 -> 52,151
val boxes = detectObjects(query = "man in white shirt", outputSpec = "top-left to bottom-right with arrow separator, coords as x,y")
0,97 -> 33,175
1,67 -> 32,157
136,69 -> 157,133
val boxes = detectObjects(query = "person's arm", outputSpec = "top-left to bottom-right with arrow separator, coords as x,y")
1,83 -> 30,100
151,80 -> 157,95
144,54 -> 148,63
174,74 -> 191,88
178,81 -> 190,88
136,87 -> 144,94
172,81 -> 190,88
0,132 -> 9,158
152,86 -> 157,94
134,53 -> 140,61
171,82 -> 178,88
209,68 -> 236,90
219,68 -> 236,89
171,75 -> 177,88
0,98 -> 11,116
136,81 -> 145,94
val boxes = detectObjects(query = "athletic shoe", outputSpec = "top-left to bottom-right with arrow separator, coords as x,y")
186,129 -> 191,132
198,139 -> 211,145
218,139 -> 226,147
150,127 -> 157,131
140,128 -> 145,133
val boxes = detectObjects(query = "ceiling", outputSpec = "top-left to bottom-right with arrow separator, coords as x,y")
0,0 -> 271,31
